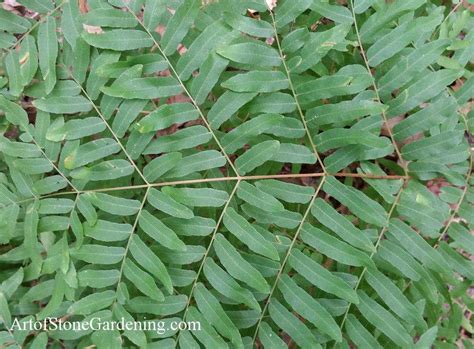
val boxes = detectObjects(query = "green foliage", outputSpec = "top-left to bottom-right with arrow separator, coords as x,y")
0,0 -> 473,348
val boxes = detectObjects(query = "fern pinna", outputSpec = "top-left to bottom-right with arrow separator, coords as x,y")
0,0 -> 472,348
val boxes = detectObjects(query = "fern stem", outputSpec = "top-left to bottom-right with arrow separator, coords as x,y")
401,113 -> 472,295
71,76 -> 150,185
251,177 -> 326,345
176,179 -> 242,343
0,172 -> 408,210
348,0 -> 409,177
332,3 -> 416,340
334,184 -> 406,341
0,172 -> 409,210
408,39 -> 474,250
269,11 -> 327,175
114,186 -> 151,293
5,0 -> 67,53
432,114 -> 473,249
121,1 -> 241,178
24,123 -> 79,193
431,1 -> 465,40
